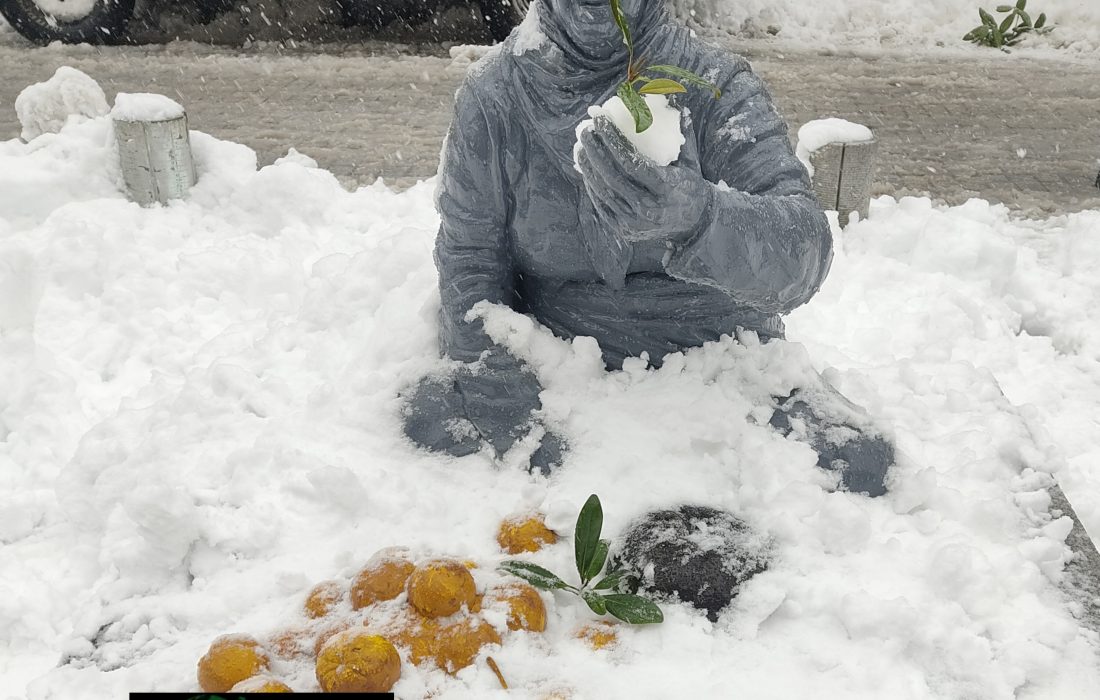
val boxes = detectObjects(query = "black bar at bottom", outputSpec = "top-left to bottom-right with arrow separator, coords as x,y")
130,694 -> 394,699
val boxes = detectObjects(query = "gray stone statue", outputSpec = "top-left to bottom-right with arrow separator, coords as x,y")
403,0 -> 894,618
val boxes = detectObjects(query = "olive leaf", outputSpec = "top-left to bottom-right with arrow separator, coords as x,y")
617,82 -> 653,133
497,561 -> 575,591
592,568 -> 629,591
645,65 -> 722,98
499,495 -> 664,625
603,594 -> 665,624
638,79 -> 688,95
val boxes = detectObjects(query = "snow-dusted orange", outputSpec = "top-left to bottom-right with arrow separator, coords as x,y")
303,580 -> 345,619
496,513 -> 558,554
267,626 -> 313,659
407,559 -> 478,618
574,621 -> 618,650
230,675 -> 293,692
485,583 -> 547,632
196,634 -> 271,692
351,556 -> 415,609
315,630 -> 401,693
312,619 -> 353,657
433,617 -> 502,674
383,610 -> 441,666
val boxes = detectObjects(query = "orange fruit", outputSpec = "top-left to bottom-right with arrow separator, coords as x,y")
407,559 -> 478,618
497,513 -> 558,554
315,630 -> 401,693
433,617 -> 502,674
484,583 -> 547,632
574,621 -> 618,650
197,635 -> 270,692
312,620 -> 353,657
230,675 -> 293,692
382,610 -> 441,666
303,580 -> 345,619
351,557 -> 415,609
267,626 -> 313,659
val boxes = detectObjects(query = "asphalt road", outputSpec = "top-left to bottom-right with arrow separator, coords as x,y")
2,24 -> 1099,214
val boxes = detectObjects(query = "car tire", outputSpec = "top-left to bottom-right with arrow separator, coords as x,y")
0,0 -> 135,44
479,0 -> 529,43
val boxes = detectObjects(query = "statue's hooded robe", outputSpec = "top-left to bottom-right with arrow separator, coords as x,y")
434,0 -> 833,370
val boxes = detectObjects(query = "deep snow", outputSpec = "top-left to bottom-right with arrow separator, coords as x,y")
2,96 -> 1100,697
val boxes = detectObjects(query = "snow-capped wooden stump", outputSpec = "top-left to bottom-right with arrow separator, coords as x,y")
111,93 -> 196,206
1049,484 -> 1100,633
797,119 -> 878,227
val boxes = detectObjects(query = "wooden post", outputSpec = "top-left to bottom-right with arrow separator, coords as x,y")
804,130 -> 878,227
113,112 -> 196,206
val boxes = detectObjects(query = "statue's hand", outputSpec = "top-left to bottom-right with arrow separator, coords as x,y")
576,114 -> 714,243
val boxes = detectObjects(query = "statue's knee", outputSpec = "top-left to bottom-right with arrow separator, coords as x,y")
770,390 -> 894,497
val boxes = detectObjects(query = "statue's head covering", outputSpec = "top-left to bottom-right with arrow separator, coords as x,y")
503,0 -> 687,167
537,0 -> 666,69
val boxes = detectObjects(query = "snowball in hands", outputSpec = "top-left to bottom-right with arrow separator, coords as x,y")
575,93 -> 685,167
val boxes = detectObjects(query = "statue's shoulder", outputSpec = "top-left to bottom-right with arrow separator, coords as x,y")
669,26 -> 756,85
455,42 -> 515,96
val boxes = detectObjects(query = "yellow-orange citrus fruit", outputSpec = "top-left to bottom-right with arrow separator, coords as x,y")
484,583 -> 547,632
433,617 -> 502,674
312,620 -> 353,657
574,621 -> 618,650
197,635 -> 271,692
267,626 -> 313,659
230,675 -> 293,692
496,513 -> 558,554
303,580 -> 345,619
315,630 -> 401,693
407,560 -> 478,618
350,558 -> 415,610
382,611 -> 441,666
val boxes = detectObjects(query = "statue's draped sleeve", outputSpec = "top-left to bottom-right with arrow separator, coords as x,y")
434,77 -> 513,363
664,64 -> 834,315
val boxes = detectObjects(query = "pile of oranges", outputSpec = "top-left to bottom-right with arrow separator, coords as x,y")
194,512 -> 617,694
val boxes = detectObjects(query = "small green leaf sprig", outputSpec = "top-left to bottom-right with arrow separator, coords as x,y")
498,495 -> 663,625
964,0 -> 1053,50
608,0 -> 720,133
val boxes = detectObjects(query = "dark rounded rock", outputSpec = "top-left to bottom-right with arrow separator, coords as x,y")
611,506 -> 771,622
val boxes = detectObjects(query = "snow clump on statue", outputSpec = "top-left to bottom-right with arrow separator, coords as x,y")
576,94 -> 686,167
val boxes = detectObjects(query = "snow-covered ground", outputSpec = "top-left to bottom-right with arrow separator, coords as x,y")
684,0 -> 1100,58
2,79 -> 1100,697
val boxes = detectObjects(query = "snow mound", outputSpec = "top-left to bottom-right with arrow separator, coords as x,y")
1,114 -> 1100,698
110,93 -> 186,123
14,66 -> 109,142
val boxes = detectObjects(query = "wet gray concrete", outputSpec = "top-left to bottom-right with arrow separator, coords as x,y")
1,27 -> 1098,215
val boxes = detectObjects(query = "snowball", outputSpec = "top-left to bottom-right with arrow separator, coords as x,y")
575,93 -> 685,167
795,118 -> 874,176
14,66 -> 109,142
110,92 -> 186,123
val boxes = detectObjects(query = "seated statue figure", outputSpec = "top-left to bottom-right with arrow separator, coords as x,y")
403,0 -> 893,499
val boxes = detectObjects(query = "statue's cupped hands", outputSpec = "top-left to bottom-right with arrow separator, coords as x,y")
576,114 -> 714,244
